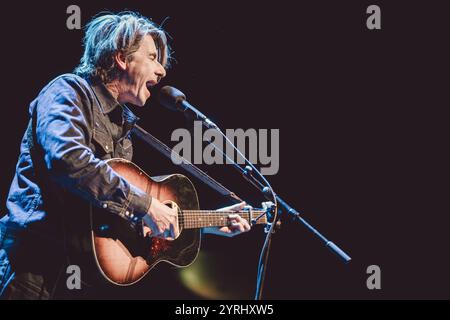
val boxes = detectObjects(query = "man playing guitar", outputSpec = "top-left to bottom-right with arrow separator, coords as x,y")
0,12 -> 251,299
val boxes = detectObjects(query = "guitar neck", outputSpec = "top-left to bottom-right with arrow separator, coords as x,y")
180,210 -> 267,229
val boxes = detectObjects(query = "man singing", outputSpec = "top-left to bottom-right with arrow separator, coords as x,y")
0,11 -> 250,299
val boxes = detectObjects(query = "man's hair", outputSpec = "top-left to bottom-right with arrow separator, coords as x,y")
74,11 -> 171,83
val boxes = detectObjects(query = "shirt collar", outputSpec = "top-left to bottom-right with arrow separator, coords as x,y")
122,104 -> 140,128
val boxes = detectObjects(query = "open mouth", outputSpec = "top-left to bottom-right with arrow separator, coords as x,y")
145,79 -> 161,100
145,81 -> 154,96
146,80 -> 157,89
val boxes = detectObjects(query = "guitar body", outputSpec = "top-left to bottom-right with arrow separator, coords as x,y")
65,158 -> 201,286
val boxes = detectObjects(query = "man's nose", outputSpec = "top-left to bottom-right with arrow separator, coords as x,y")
156,63 -> 166,82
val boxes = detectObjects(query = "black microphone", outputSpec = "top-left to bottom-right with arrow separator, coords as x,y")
158,86 -> 217,128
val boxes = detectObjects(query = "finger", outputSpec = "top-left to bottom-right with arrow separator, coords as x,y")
217,201 -> 247,212
229,214 -> 249,230
234,215 -> 251,232
241,218 -> 251,231
230,221 -> 242,233
234,214 -> 246,224
231,220 -> 245,233
228,213 -> 239,220
230,220 -> 238,228
227,201 -> 246,212
234,201 -> 247,211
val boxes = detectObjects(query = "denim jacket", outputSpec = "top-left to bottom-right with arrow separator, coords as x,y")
0,74 -> 152,293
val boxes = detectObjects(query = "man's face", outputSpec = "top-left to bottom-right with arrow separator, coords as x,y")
118,35 -> 166,106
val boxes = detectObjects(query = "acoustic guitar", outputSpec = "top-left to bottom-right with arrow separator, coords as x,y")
64,158 -> 268,286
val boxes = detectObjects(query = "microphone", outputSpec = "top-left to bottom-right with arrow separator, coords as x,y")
158,86 -> 217,128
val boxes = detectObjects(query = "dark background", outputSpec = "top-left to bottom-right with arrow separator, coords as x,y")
0,0 -> 448,299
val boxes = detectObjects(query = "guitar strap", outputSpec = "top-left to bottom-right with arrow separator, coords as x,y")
131,124 -> 243,203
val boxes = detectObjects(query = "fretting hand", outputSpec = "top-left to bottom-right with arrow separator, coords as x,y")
203,201 -> 252,237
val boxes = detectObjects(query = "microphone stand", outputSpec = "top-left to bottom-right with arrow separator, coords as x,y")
158,86 -> 351,299
193,116 -> 351,300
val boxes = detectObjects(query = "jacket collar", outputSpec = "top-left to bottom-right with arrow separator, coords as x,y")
88,77 -> 140,125
89,77 -> 121,114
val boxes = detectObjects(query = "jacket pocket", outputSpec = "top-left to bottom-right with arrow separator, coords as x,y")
92,129 -> 114,159
115,137 -> 133,160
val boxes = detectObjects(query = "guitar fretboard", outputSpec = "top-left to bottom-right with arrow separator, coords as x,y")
179,210 -> 267,229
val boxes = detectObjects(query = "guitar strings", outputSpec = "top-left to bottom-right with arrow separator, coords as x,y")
178,210 -> 267,228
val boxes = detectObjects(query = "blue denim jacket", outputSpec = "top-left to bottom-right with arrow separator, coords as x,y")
0,74 -> 152,294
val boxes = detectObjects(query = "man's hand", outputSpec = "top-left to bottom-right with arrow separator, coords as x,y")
143,198 -> 179,240
203,201 -> 251,237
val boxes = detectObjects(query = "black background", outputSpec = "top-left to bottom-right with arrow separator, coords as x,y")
0,0 -> 448,299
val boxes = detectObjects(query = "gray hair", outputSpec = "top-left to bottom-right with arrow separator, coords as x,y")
74,11 -> 171,83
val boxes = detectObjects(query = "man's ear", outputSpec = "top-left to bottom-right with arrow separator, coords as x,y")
114,51 -> 127,71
